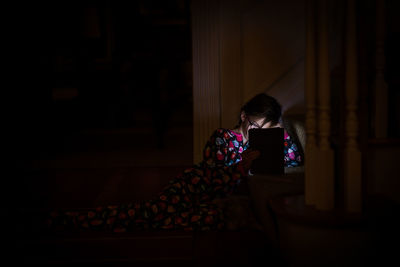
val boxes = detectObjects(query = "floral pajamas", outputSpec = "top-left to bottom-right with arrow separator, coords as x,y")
47,128 -> 302,232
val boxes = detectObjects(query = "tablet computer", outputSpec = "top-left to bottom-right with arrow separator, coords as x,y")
248,127 -> 284,175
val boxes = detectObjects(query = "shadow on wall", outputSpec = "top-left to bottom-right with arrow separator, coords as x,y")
265,58 -> 305,116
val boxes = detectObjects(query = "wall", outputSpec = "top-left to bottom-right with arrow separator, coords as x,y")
220,0 -> 306,128
192,0 -> 306,162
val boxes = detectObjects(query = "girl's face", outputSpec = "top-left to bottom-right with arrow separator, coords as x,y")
239,112 -> 281,142
247,117 -> 269,130
246,116 -> 279,131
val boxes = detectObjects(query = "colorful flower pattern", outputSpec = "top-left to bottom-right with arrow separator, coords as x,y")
47,128 -> 301,232
283,131 -> 302,167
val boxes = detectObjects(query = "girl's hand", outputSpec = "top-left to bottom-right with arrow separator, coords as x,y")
240,149 -> 260,172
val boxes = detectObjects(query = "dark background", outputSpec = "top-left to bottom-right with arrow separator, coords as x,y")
9,0 -> 193,162
5,0 -> 194,217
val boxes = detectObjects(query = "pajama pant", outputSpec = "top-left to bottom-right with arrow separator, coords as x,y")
47,163 -> 243,232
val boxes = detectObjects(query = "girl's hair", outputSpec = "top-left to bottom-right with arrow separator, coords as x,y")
238,93 -> 282,127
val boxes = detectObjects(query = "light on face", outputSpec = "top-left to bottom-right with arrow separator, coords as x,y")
247,117 -> 267,129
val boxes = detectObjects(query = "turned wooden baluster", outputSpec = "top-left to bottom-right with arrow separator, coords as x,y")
316,0 -> 335,210
344,0 -> 362,213
305,0 -> 318,206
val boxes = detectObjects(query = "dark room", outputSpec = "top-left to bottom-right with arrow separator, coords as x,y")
6,0 -> 400,266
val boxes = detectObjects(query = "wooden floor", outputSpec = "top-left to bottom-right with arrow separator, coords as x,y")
12,229 -> 286,266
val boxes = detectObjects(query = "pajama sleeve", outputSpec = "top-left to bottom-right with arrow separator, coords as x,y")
201,129 -> 247,197
283,131 -> 302,167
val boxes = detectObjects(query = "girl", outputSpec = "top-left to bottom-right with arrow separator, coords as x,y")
47,93 -> 302,232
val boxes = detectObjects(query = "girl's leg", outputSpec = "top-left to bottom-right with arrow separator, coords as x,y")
46,176 -> 194,232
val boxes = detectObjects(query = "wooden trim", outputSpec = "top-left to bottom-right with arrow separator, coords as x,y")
367,138 -> 400,146
191,0 -> 222,163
